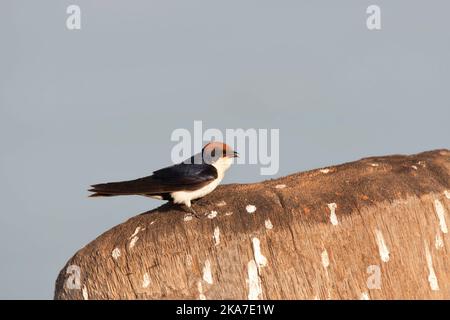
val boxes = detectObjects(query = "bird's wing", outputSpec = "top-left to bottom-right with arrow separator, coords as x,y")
89,163 -> 218,196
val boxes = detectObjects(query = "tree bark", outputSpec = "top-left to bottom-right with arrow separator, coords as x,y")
54,149 -> 450,300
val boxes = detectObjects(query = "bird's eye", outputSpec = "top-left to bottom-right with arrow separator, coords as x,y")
211,149 -> 216,157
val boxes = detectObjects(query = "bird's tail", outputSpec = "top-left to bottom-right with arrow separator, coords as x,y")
88,181 -> 138,197
88,192 -> 118,197
88,176 -> 162,197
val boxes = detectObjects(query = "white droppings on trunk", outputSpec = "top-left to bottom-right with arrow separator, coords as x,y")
183,214 -> 193,222
321,250 -> 330,268
252,237 -> 268,268
425,241 -> 439,291
411,165 -> 418,170
264,219 -> 273,230
370,163 -> 379,167
418,160 -> 426,168
129,236 -> 139,249
434,199 -> 448,234
360,292 -> 370,300
247,260 -> 262,300
375,229 -> 390,262
435,233 -> 444,250
320,249 -> 331,299
129,226 -> 143,239
207,211 -> 218,219
202,259 -> 213,284
327,203 -> 338,226
213,226 -> 220,246
150,220 -> 156,225
197,281 -> 206,300
216,200 -> 227,207
275,184 -> 286,189
225,211 -> 234,216
246,205 -> 257,214
320,168 -> 330,174
142,273 -> 150,288
444,190 -> 450,199
111,247 -> 121,260
82,285 -> 88,300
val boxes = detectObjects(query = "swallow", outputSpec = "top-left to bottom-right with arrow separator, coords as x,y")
89,142 -> 238,216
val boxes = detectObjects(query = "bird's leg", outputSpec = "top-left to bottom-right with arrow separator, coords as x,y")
180,201 -> 201,219
188,206 -> 201,219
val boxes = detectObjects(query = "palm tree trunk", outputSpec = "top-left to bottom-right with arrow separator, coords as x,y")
54,149 -> 450,299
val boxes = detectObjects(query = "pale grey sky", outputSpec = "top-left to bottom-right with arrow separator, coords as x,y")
1,1 -> 449,299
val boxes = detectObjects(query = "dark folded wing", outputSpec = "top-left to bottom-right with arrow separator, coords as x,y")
152,163 -> 217,185
89,163 -> 217,196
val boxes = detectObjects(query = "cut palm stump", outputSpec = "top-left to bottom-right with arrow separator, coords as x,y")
54,149 -> 450,300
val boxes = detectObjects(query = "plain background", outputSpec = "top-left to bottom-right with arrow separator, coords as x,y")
1,1 -> 449,299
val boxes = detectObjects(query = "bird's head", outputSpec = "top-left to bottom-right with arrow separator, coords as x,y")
202,141 -> 238,172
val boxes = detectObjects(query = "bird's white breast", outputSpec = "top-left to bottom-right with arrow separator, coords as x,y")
170,176 -> 223,206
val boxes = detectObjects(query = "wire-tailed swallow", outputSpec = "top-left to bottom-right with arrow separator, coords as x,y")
89,142 -> 238,216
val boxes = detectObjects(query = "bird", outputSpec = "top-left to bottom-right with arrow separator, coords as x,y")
88,142 -> 238,216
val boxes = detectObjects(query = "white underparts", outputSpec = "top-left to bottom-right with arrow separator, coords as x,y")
171,157 -> 232,207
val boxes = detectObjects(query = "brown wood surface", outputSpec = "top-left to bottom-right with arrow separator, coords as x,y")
54,149 -> 450,299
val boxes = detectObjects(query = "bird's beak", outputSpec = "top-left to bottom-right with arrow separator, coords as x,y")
225,150 -> 238,158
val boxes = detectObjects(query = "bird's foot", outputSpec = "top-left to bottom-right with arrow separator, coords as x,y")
180,204 -> 201,219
